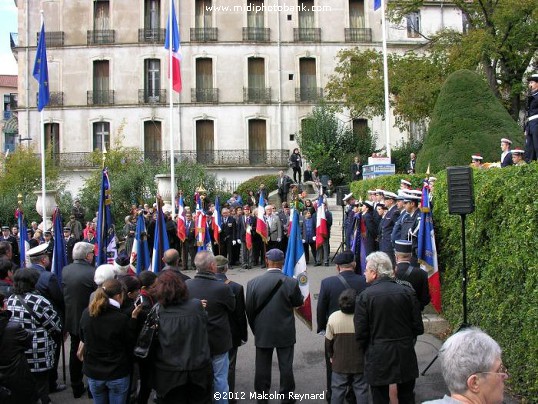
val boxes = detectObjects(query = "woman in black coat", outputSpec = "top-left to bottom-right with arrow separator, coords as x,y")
289,148 -> 303,183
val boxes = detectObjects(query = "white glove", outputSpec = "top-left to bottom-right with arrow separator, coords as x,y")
232,240 -> 237,246
277,238 -> 281,242
313,236 -> 316,241
318,330 -> 326,336
237,239 -> 241,244
302,239 -> 306,243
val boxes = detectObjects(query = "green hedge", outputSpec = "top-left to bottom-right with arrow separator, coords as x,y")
351,166 -> 538,400
235,174 -> 278,203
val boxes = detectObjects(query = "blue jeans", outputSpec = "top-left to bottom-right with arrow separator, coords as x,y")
212,353 -> 229,403
331,371 -> 368,404
88,375 -> 130,404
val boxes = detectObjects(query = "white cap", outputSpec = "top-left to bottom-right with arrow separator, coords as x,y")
400,179 -> 412,186
27,242 -> 49,257
429,177 -> 438,182
511,148 -> 524,155
383,191 -> 398,200
500,138 -> 512,144
471,154 -> 483,161
343,192 -> 354,202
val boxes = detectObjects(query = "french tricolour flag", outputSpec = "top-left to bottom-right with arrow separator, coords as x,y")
256,194 -> 268,243
164,1 -> 182,93
212,196 -> 222,244
194,193 -> 207,248
177,195 -> 186,242
315,194 -> 328,249
284,208 -> 312,330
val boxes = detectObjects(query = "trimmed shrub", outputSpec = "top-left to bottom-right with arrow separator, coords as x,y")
417,70 -> 522,173
349,174 -> 424,199
235,174 -> 278,202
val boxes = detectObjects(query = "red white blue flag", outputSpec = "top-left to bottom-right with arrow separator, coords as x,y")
315,194 -> 328,249
256,194 -> 268,243
212,196 -> 222,244
164,1 -> 182,93
177,195 -> 186,242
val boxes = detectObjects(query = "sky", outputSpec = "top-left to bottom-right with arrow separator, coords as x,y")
0,0 -> 18,75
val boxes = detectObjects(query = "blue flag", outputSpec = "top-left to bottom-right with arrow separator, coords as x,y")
33,22 -> 50,111
96,168 -> 117,266
151,199 -> 170,273
132,214 -> 150,274
51,208 -> 67,286
16,208 -> 28,268
374,0 -> 382,11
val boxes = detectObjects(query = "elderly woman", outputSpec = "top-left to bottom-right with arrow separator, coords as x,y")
80,278 -> 142,404
151,270 -> 212,404
6,268 -> 62,404
424,328 -> 506,404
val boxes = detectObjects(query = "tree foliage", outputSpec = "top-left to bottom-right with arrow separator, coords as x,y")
417,70 -> 522,173
296,103 -> 377,185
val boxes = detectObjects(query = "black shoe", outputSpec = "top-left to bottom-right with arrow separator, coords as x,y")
324,262 -> 329,266
73,386 -> 86,399
50,383 -> 67,393
314,262 -> 321,267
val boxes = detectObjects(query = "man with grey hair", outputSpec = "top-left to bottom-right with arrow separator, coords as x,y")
424,328 -> 506,404
61,241 -> 97,398
354,251 -> 423,404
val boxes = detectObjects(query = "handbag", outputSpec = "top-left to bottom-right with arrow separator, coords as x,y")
134,304 -> 160,359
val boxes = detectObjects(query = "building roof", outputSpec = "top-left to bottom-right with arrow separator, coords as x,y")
0,75 -> 17,88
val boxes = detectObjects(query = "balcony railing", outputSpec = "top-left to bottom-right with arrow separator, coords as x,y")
191,88 -> 219,103
87,30 -> 115,45
138,28 -> 166,43
36,31 -> 65,47
293,28 -> 321,42
138,89 -> 167,104
36,91 -> 64,107
190,28 -> 218,42
242,27 -> 270,42
243,87 -> 271,103
50,150 -> 290,169
87,90 -> 115,106
295,87 -> 323,102
345,28 -> 372,42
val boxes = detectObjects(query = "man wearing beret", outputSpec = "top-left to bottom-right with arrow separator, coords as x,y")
317,251 -> 368,401
394,240 -> 430,311
246,249 -> 304,403
525,73 -> 538,161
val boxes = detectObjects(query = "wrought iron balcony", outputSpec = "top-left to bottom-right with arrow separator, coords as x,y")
190,28 -> 218,42
36,31 -> 65,47
51,150 -> 290,169
36,91 -> 64,107
138,89 -> 167,104
345,28 -> 372,42
191,88 -> 219,103
293,28 -> 321,42
242,27 -> 270,42
87,90 -> 115,106
243,87 -> 271,103
138,28 -> 166,43
87,30 -> 115,45
295,87 -> 323,102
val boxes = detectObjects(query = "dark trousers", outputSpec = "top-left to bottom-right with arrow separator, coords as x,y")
292,168 -> 301,183
34,370 -> 50,404
278,192 -> 288,205
69,334 -> 84,390
49,332 -> 62,389
255,346 -> 296,404
182,240 -> 197,270
228,347 -> 239,403
303,242 -> 317,264
221,237 -> 234,266
137,359 -> 152,404
370,379 -> 416,404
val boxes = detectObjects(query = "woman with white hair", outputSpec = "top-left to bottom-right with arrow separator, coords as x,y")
423,328 -> 506,404
89,264 -> 117,304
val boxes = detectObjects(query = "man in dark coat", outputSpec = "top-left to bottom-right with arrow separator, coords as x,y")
61,242 -> 96,398
354,251 -> 424,404
500,138 -> 513,167
215,255 -> 248,404
182,212 -> 197,271
162,248 -> 191,282
220,208 -> 238,268
277,170 -> 292,205
350,156 -> 363,181
186,251 -> 236,403
378,192 -> 401,264
0,226 -> 19,267
399,191 -> 422,263
63,227 -> 77,264
317,251 -> 368,401
525,73 -> 538,161
394,240 -> 430,311
245,248 -> 304,403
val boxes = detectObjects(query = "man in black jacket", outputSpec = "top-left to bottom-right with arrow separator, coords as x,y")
246,249 -> 304,403
394,240 -> 430,311
186,251 -> 236,403
162,248 -> 191,282
220,208 -> 238,268
61,241 -> 96,398
215,255 -> 248,404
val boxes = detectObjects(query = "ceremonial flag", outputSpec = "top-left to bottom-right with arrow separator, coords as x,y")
51,208 -> 67,286
256,194 -> 268,243
418,180 -> 442,313
151,198 -> 170,273
15,208 -> 28,268
374,0 -> 382,11
283,208 -> 312,329
194,193 -> 207,248
177,195 -> 186,242
96,168 -> 117,266
33,22 -> 50,111
164,1 -> 182,93
315,194 -> 328,249
131,214 -> 150,274
245,216 -> 253,251
212,196 -> 222,244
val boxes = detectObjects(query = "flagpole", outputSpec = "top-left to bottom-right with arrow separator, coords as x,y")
380,0 -> 391,158
39,11 -> 46,228
169,0 -> 176,219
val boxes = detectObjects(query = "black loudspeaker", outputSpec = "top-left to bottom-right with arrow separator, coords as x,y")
336,186 -> 350,206
447,166 -> 475,215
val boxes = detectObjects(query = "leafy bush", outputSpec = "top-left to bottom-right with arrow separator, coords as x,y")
391,138 -> 424,174
417,70 -> 522,173
349,173 -> 424,199
235,174 -> 278,202
352,165 -> 538,400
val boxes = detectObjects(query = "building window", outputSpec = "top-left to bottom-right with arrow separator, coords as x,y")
299,0 -> 314,29
144,121 -> 162,162
196,120 -> 214,164
93,121 -> 110,151
144,0 -> 160,30
298,57 -> 320,102
195,0 -> 212,28
94,0 -> 110,30
144,59 -> 161,102
406,11 -> 420,38
409,120 -> 426,141
44,123 -> 60,155
249,119 -> 267,165
462,12 -> 470,34
193,58 -> 217,102
248,0 -> 264,28
352,118 -> 368,140
92,60 -> 111,104
246,57 -> 269,102
349,0 -> 364,28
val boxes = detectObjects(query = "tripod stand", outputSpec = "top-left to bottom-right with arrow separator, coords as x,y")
422,213 -> 470,375
331,204 -> 347,261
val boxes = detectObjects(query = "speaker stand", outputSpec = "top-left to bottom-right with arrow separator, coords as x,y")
421,213 -> 470,375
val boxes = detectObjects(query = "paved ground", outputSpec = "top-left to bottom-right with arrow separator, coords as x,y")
50,264 -> 519,403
